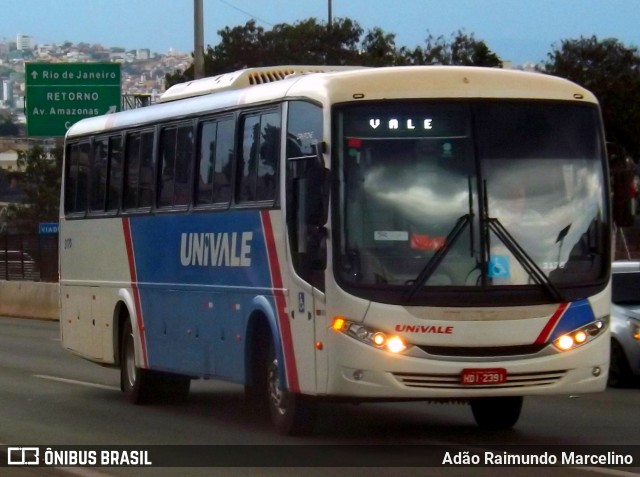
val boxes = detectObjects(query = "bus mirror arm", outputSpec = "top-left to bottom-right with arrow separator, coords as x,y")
314,141 -> 327,167
311,141 -> 331,227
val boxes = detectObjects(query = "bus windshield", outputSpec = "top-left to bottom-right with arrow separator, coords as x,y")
335,100 -> 608,304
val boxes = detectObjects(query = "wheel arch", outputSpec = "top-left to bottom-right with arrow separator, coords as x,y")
113,288 -> 142,368
245,295 -> 282,388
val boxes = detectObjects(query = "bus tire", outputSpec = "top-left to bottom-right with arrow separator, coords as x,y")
120,318 -> 156,404
608,340 -> 633,388
470,396 -> 523,430
120,318 -> 191,404
267,342 -> 316,435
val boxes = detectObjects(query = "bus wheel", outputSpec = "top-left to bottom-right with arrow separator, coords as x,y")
608,340 -> 633,388
120,318 -> 191,404
120,318 -> 154,404
267,344 -> 316,435
470,396 -> 523,430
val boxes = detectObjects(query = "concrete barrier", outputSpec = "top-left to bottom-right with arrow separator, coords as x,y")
0,281 -> 59,320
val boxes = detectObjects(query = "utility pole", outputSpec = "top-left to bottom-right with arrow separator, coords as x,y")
194,0 -> 205,79
328,0 -> 332,28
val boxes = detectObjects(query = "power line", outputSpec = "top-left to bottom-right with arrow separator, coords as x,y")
218,0 -> 275,27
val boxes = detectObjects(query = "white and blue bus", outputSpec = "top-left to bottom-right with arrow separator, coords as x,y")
60,65 -> 612,435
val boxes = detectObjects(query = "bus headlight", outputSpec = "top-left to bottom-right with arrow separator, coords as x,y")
331,317 -> 408,354
629,318 -> 640,341
553,319 -> 607,352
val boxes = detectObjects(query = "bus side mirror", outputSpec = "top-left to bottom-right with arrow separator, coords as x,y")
298,159 -> 329,271
288,143 -> 330,271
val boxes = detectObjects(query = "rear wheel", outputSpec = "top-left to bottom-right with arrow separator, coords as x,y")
120,318 -> 190,404
267,343 -> 316,435
470,396 -> 523,430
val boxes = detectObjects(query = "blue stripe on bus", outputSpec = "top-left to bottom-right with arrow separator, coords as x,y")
126,211 -> 278,379
547,299 -> 596,342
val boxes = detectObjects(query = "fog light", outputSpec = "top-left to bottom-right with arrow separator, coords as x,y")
592,367 -> 601,377
353,369 -> 364,381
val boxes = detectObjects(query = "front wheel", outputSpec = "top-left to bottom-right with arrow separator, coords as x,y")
267,344 -> 316,435
470,396 -> 523,430
608,340 -> 633,388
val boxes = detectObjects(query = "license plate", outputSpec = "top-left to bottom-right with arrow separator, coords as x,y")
460,368 -> 507,385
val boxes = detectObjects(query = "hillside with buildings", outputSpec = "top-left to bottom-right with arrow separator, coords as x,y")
0,33 -> 193,126
0,34 -> 194,222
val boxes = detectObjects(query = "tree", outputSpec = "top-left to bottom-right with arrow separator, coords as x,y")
165,19 -> 502,88
0,111 -> 21,136
7,144 -> 63,231
542,36 -> 640,158
166,18 -> 366,86
360,27 -> 405,66
407,30 -> 502,67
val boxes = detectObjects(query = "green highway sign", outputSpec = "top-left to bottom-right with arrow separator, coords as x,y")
26,63 -> 121,137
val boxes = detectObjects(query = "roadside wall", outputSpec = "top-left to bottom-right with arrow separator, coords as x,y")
0,281 -> 59,320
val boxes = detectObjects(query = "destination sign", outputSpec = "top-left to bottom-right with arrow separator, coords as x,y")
26,63 -> 121,137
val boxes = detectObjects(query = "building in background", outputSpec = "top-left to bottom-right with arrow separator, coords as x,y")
16,34 -> 34,52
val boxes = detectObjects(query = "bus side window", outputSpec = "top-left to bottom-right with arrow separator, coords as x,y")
66,141 -> 91,215
64,143 -> 79,214
139,131 -> 155,208
286,101 -> 325,289
237,110 -> 280,204
196,117 -> 234,207
158,123 -> 193,208
89,137 -> 108,212
124,133 -> 141,209
107,135 -> 122,211
214,119 -> 234,204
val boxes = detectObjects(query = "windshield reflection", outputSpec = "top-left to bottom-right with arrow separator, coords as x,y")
336,101 -> 607,298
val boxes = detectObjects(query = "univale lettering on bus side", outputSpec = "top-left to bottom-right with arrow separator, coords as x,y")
180,232 -> 253,267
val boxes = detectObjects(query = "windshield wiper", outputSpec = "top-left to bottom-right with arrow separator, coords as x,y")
487,217 -> 565,302
404,213 -> 473,301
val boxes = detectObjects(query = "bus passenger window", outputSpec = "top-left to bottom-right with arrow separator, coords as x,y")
139,131 -> 154,208
256,112 -> 279,201
213,119 -> 233,204
238,111 -> 280,204
197,121 -> 217,205
158,123 -> 193,208
107,135 -> 122,211
158,127 -> 177,207
125,130 -> 155,210
89,138 -> 108,212
65,143 -> 86,214
197,118 -> 234,206
124,133 -> 141,209
174,125 -> 193,206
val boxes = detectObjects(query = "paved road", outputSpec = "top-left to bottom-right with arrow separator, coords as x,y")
0,316 -> 639,477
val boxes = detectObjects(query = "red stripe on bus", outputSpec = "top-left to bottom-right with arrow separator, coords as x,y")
534,302 -> 569,345
122,217 -> 149,368
261,210 -> 300,393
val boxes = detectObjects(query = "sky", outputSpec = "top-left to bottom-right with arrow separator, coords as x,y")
2,0 -> 640,66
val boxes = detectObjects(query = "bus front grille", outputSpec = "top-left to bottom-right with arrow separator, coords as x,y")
392,370 -> 567,389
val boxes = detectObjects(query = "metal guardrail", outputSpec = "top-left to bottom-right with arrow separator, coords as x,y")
0,233 -> 58,282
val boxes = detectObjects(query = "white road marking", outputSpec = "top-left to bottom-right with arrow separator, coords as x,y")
33,374 -> 119,391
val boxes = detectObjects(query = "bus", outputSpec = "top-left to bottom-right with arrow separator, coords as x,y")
60,65 -> 612,435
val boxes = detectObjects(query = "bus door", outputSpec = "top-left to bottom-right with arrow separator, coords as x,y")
286,148 -> 329,395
